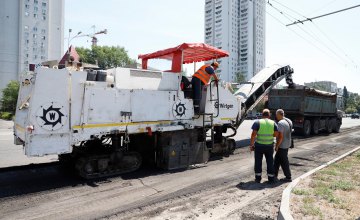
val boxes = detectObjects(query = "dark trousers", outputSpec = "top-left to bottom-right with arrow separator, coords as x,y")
274,148 -> 291,179
191,77 -> 204,113
254,143 -> 275,181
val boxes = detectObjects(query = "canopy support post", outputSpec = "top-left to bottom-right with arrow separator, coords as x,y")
181,50 -> 184,72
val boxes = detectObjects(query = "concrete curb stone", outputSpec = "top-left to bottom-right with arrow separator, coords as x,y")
278,145 -> 360,220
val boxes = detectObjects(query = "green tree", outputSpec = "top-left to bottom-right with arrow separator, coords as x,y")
343,86 -> 349,109
235,71 -> 246,83
76,46 -> 136,69
1,80 -> 19,116
76,47 -> 92,64
345,106 -> 357,114
345,92 -> 360,113
353,93 -> 360,113
228,71 -> 247,93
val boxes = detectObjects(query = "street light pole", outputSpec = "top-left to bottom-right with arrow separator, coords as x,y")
66,29 -> 82,65
67,29 -> 72,64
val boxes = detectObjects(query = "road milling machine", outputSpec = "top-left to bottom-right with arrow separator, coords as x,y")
13,43 -> 294,178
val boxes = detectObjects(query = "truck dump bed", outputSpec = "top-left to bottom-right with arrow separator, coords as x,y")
268,86 -> 337,116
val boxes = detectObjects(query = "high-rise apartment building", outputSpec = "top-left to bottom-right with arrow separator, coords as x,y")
0,0 -> 64,93
204,0 -> 265,82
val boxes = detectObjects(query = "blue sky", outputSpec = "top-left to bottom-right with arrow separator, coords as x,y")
65,0 -> 360,93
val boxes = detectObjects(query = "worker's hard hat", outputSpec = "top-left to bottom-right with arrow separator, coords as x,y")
211,62 -> 219,68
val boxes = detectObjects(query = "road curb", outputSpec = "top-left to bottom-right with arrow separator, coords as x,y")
278,145 -> 360,220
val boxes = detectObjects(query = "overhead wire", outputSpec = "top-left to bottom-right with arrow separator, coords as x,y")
265,10 -> 336,61
270,0 -> 308,20
268,0 -> 360,69
311,23 -> 359,69
267,0 -> 356,67
287,4 -> 360,26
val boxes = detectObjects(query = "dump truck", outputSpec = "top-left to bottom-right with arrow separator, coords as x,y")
268,86 -> 342,136
13,43 -> 294,178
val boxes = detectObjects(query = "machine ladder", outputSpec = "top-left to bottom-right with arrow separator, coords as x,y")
202,113 -> 214,149
201,80 -> 220,149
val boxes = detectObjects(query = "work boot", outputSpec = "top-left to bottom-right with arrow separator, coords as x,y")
268,176 -> 276,184
268,180 -> 275,184
281,177 -> 292,182
255,178 -> 261,183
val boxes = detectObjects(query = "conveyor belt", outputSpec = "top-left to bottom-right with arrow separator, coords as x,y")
234,64 -> 294,128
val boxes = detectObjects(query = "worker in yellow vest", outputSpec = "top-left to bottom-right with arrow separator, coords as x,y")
191,62 -> 219,114
249,109 -> 283,183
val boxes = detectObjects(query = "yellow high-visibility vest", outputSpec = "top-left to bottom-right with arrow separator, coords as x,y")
256,119 -> 275,145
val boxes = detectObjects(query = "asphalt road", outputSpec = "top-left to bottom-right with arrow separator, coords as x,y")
0,118 -> 360,219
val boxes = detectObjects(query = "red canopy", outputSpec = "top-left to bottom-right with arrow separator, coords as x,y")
138,43 -> 229,72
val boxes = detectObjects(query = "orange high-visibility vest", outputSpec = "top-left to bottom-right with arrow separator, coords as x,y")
193,65 -> 217,84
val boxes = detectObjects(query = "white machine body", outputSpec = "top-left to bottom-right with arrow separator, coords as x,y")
14,67 -> 240,156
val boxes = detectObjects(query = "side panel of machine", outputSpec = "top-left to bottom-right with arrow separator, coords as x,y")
25,68 -> 71,156
86,86 -> 131,124
214,84 -> 240,119
157,129 -> 209,170
71,80 -> 194,143
193,84 -> 241,127
70,71 -> 87,129
131,90 -> 176,122
80,87 -> 191,123
14,73 -> 35,143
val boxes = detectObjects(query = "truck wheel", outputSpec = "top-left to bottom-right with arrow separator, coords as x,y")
311,120 -> 319,135
333,119 -> 341,133
302,120 -> 311,137
326,119 -> 333,133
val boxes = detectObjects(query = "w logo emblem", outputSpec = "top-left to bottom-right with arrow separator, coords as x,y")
36,102 -> 67,131
40,105 -> 64,128
49,112 -> 56,120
